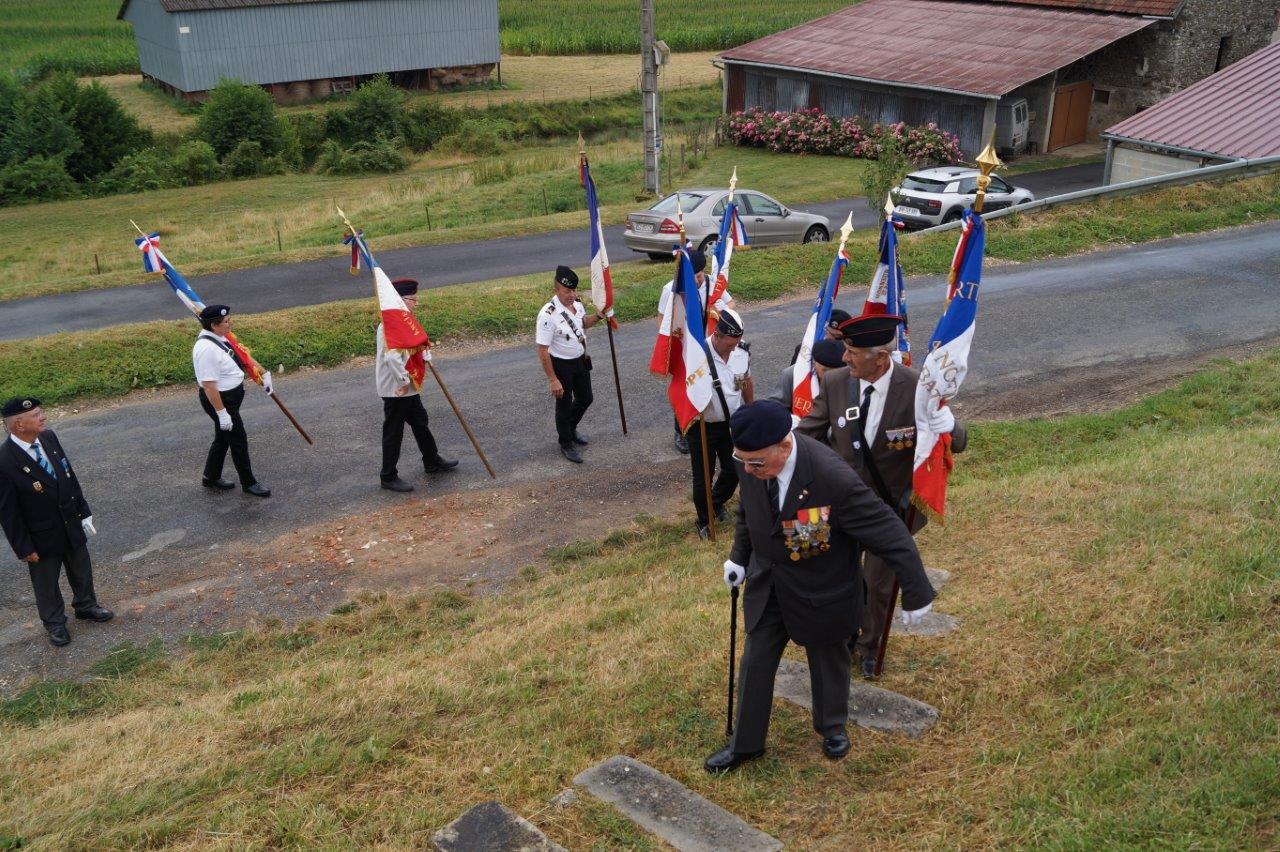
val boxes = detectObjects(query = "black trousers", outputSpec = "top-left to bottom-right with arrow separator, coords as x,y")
199,383 -> 257,486
687,419 -> 738,524
730,589 -> 852,754
381,394 -> 440,481
551,356 -> 593,446
28,544 -> 98,630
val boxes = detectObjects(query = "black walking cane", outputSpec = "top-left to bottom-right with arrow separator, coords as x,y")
726,585 -> 739,737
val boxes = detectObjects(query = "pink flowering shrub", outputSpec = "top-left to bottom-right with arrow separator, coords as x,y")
723,107 -> 963,165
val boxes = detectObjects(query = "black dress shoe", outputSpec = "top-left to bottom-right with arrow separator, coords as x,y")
823,731 -> 851,760
674,433 -> 689,454
75,605 -> 114,623
381,477 -> 414,493
560,443 -> 583,464
860,656 -> 878,680
696,523 -> 710,540
47,625 -> 71,646
704,746 -> 764,775
715,505 -> 730,523
571,431 -> 590,446
424,456 -> 459,473
243,483 -> 272,498
202,477 -> 235,490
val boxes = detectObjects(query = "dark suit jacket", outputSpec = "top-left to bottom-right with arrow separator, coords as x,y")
729,434 -> 934,646
797,363 -> 967,528
0,431 -> 91,560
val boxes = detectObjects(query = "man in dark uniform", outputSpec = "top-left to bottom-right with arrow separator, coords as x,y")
1,397 -> 113,647
705,400 -> 934,774
797,314 -> 967,678
376,278 -> 458,493
193,304 -> 271,497
536,266 -> 607,463
770,338 -> 846,407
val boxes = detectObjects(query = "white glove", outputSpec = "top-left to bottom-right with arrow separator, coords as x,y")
260,371 -> 274,396
216,409 -> 233,431
927,405 -> 956,435
423,349 -> 433,362
82,516 -> 97,536
723,560 -> 745,589
901,602 -> 932,627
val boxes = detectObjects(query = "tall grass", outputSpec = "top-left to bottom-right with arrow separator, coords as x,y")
0,0 -> 137,78
500,0 -> 854,54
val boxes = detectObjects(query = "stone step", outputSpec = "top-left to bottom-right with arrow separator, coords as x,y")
432,801 -> 565,852
574,755 -> 782,852
893,608 -> 961,637
926,566 -> 951,590
773,658 -> 938,739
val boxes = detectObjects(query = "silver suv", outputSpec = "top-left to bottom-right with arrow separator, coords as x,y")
891,167 -> 1034,229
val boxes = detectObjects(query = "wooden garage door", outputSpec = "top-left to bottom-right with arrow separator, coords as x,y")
1048,81 -> 1092,151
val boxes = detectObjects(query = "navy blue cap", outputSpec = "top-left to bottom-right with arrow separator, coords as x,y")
730,400 -> 792,452
838,313 -> 902,348
812,338 -> 846,369
392,278 -> 419,297
826,308 -> 853,332
199,304 -> 230,324
555,265 -> 579,289
2,397 -> 40,417
690,250 -> 707,273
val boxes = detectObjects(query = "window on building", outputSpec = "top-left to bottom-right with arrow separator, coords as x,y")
1093,88 -> 1112,105
1215,36 -> 1233,72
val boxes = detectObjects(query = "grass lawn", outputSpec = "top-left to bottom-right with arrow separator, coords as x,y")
1,350 -> 1277,848
0,0 -> 135,78
0,135 -> 859,304
3,172 -> 1277,409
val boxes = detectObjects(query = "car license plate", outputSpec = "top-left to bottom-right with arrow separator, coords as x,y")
894,205 -> 917,216
636,223 -> 655,234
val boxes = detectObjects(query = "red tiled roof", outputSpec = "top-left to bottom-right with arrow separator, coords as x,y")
933,0 -> 1182,17
1105,42 -> 1280,159
717,0 -> 1157,98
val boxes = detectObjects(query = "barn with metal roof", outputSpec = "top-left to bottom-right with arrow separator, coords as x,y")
715,0 -> 1280,158
118,0 -> 500,102
1102,41 -> 1280,182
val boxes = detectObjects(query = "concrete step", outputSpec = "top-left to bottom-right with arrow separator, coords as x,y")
432,801 -> 565,852
575,755 -> 782,852
774,658 -> 939,739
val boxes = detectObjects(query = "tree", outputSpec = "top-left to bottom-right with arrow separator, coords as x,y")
0,156 -> 80,204
0,87 -> 79,166
60,79 -> 149,181
197,79 -> 284,158
859,134 -> 911,214
324,75 -> 405,146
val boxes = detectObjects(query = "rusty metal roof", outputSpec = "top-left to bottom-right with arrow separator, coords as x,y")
1105,42 -> 1280,159
933,0 -> 1183,17
717,0 -> 1157,98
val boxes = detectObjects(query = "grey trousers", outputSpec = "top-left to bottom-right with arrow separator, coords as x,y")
28,544 -> 97,630
729,590 -> 852,754
854,552 -> 896,660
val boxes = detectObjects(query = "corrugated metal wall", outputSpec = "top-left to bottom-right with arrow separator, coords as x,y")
128,0 -> 499,93
123,0 -> 187,91
733,66 -> 990,156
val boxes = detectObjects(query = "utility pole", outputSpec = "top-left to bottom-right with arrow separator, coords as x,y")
641,0 -> 660,196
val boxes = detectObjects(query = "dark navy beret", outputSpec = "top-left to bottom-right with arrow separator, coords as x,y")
555,265 -> 579,289
716,307 -> 744,337
826,308 -> 853,331
392,278 -> 419,297
690,250 -> 707,273
730,400 -> 793,452
199,304 -> 231,323
812,338 -> 846,368
2,397 -> 40,417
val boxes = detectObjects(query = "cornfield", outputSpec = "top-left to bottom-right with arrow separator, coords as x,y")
1,0 -> 137,78
499,0 -> 855,55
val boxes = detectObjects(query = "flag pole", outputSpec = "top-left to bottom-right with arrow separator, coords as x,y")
130,220 -> 313,445
874,132 -> 1002,679
580,133 -> 628,436
337,207 -> 495,478
677,196 -> 717,543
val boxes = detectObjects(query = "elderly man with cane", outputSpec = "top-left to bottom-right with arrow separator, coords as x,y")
705,400 -> 935,774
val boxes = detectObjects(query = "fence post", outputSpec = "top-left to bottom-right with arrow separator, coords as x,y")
680,143 -> 686,176
93,253 -> 101,275
426,203 -> 432,231
542,185 -> 549,216
276,226 -> 283,252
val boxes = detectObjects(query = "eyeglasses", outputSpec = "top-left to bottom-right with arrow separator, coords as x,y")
731,452 -> 768,469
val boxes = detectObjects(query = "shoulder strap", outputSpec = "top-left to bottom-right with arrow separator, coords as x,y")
704,346 -> 733,419
558,309 -> 587,352
198,333 -> 245,371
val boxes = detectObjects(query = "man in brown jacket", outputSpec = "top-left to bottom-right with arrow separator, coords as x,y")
797,314 -> 966,678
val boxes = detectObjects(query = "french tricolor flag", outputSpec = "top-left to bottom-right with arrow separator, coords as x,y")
579,153 -> 616,328
912,209 -> 985,522
346,227 -> 431,390
863,216 -> 911,366
649,248 -> 713,431
790,243 -> 848,424
707,200 -> 748,330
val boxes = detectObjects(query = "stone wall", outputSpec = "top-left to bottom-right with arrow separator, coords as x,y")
1064,0 -> 1280,140
427,63 -> 497,92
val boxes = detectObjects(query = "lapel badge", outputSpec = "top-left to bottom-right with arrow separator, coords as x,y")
33,481 -> 43,493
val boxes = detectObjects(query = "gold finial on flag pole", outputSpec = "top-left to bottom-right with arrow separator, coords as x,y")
837,212 -> 854,253
973,128 -> 1004,215
728,166 -> 738,202
884,193 -> 896,219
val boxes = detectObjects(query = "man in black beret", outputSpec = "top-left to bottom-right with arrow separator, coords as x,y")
797,312 -> 966,678
789,309 -> 852,366
1,398 -> 113,646
770,337 -> 846,407
536,265 -> 608,463
376,278 -> 457,492
192,304 -> 271,497
704,400 -> 935,773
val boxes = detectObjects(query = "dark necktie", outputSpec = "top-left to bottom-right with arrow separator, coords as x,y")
853,383 -> 875,459
766,478 -> 780,519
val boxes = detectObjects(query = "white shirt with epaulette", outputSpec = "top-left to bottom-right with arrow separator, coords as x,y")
536,298 -> 587,359
192,333 -> 244,392
705,345 -> 751,422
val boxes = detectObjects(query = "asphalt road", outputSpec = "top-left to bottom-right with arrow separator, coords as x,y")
0,162 -> 1102,342
2,217 -> 1275,645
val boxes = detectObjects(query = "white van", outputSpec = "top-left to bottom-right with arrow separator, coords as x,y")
996,97 -> 1029,155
